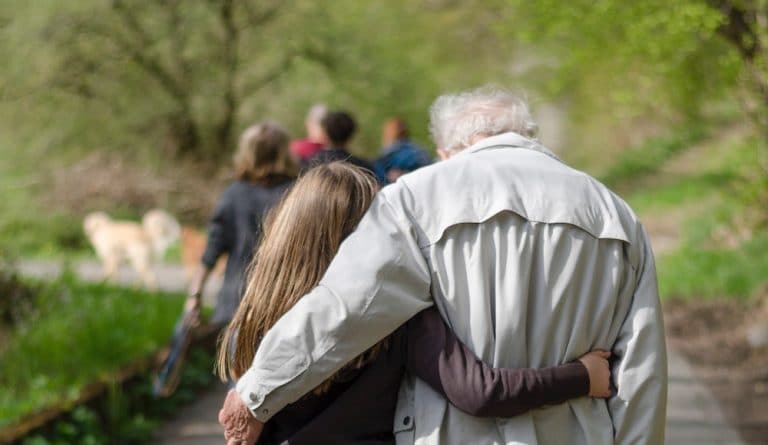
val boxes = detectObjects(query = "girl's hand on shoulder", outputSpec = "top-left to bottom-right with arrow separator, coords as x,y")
577,350 -> 612,398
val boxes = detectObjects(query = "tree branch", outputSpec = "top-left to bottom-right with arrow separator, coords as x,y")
708,0 -> 761,62
239,55 -> 295,100
240,0 -> 282,31
162,0 -> 192,83
214,0 -> 240,152
109,0 -> 190,109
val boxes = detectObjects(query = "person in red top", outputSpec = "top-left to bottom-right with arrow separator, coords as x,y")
290,104 -> 327,162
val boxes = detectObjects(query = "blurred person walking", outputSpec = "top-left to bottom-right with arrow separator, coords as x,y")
303,110 -> 374,173
374,117 -> 433,184
290,104 -> 327,163
186,122 -> 295,326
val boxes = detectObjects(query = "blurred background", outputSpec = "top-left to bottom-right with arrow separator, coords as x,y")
0,1 -> 766,444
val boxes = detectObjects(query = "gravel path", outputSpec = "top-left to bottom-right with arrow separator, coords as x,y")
16,259 -> 222,304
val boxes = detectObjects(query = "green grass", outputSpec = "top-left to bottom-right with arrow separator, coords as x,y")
655,181 -> 768,300
0,144 -> 91,259
626,131 -> 768,300
626,171 -> 734,214
658,233 -> 768,299
0,275 -> 185,428
16,347 -> 217,445
0,211 -> 91,259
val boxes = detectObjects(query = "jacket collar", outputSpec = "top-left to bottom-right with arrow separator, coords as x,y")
457,131 -> 560,161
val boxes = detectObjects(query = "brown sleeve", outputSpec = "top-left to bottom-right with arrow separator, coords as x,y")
404,308 -> 590,417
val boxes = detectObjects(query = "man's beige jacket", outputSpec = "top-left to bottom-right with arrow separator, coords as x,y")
236,132 -> 667,444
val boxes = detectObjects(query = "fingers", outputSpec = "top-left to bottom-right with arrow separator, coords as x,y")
591,350 -> 611,359
595,387 -> 611,398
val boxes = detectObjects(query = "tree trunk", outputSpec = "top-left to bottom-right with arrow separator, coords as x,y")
163,113 -> 201,158
214,0 -> 240,159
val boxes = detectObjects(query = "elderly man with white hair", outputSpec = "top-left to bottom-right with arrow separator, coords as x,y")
220,87 -> 667,444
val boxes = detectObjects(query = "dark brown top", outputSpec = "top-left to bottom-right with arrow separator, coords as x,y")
257,308 -> 589,445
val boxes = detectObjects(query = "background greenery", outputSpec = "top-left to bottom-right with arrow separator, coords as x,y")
0,0 -> 765,280
0,271 -> 185,429
1,0 -> 767,440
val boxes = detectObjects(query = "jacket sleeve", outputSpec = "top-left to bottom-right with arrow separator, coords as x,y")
608,225 -> 668,444
236,184 -> 433,421
201,189 -> 233,268
405,308 -> 590,417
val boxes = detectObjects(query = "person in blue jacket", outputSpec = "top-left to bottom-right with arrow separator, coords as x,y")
373,117 -> 433,184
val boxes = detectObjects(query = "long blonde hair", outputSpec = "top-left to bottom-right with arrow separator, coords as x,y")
216,162 -> 381,390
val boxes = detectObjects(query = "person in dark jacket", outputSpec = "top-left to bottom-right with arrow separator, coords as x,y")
186,121 -> 295,326
373,117 -> 433,184
216,162 -> 612,445
302,110 -> 374,174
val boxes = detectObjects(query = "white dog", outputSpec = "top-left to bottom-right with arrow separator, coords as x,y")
83,209 -> 181,289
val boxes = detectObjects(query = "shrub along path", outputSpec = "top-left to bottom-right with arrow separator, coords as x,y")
16,258 -> 745,444
15,259 -> 227,444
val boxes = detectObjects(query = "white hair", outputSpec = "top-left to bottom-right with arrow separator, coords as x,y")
429,86 -> 538,153
306,104 -> 328,124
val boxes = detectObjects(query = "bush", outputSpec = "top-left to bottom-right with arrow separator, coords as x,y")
658,233 -> 768,299
599,125 -> 707,190
0,258 -> 39,327
16,348 -> 216,445
0,276 -> 184,429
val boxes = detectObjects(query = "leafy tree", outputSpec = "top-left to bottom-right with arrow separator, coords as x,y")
1,0 -> 299,159
496,0 -> 764,138
0,0 -> 507,160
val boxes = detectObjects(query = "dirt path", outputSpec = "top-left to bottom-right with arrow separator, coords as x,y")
153,383 -> 228,445
665,348 -> 745,444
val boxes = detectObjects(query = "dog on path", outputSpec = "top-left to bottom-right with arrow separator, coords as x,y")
83,209 -> 181,289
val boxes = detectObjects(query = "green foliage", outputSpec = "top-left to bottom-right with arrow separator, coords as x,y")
494,0 -> 760,170
499,0 -> 743,117
0,0 -> 514,259
658,233 -> 768,299
599,126 -> 707,189
0,143 -> 90,258
0,0 -> 296,159
0,258 -> 40,327
624,129 -> 768,300
624,130 -> 759,210
0,275 -> 184,429
16,348 -> 216,445
20,406 -> 109,445
0,0 -> 503,160
627,171 -> 735,214
0,212 -> 89,258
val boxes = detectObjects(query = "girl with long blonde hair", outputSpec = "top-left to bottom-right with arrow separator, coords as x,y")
217,161 -> 611,445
